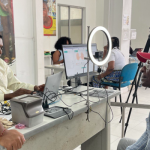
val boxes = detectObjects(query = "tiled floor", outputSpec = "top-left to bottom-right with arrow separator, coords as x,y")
74,87 -> 150,150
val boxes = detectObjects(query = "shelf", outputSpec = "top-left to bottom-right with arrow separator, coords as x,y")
44,55 -> 51,58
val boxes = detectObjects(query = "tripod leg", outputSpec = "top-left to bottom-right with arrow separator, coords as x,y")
125,81 -> 134,103
124,72 -> 142,136
115,96 -> 117,102
125,64 -> 139,104
119,81 -> 135,123
113,87 -> 117,102
134,78 -> 139,104
124,107 -> 133,135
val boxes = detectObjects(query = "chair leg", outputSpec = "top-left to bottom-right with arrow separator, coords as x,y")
119,93 -> 123,123
113,87 -> 117,102
135,94 -> 138,104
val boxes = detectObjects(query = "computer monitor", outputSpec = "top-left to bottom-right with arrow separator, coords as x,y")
62,44 -> 98,79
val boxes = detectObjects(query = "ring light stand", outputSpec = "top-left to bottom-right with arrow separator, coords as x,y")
86,26 -> 112,121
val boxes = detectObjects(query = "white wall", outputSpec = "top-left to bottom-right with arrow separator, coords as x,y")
105,0 -> 150,60
13,0 -> 106,85
104,0 -> 131,63
13,0 -> 44,85
13,0 -> 148,84
131,0 -> 150,50
109,0 -> 123,41
13,0 -> 36,84
95,0 -> 105,51
13,0 -> 122,84
103,0 -> 123,47
33,0 -> 45,84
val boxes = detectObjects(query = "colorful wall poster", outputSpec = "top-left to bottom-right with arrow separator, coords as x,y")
43,0 -> 56,36
0,0 -> 15,65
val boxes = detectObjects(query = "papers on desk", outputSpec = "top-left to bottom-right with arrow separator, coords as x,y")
82,89 -> 115,98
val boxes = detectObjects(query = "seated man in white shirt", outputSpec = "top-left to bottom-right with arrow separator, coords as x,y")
0,35 -> 45,150
0,35 -> 44,100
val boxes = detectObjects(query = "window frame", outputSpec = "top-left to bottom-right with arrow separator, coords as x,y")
58,4 -> 84,44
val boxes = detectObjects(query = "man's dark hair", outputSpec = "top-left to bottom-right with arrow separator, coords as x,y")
111,37 -> 119,49
0,35 -> 3,39
55,37 -> 72,50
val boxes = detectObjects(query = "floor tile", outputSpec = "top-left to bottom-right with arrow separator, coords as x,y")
111,135 -> 120,143
111,138 -> 121,150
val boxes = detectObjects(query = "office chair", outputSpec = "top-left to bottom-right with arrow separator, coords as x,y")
101,63 -> 138,116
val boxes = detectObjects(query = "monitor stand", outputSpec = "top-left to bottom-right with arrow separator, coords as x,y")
71,74 -> 82,87
70,74 -> 84,93
70,74 -> 95,93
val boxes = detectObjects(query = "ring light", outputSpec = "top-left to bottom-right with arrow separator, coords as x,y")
87,26 -> 112,66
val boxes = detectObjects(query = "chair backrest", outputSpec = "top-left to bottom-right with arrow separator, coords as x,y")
120,63 -> 138,82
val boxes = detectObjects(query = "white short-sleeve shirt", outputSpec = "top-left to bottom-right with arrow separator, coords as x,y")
104,47 -> 126,70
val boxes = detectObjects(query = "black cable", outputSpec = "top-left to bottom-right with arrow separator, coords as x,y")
41,88 -> 85,107
63,108 -> 74,120
0,102 -> 3,114
0,102 -> 11,115
35,87 -> 113,122
90,88 -> 113,123
79,91 -> 107,122
79,88 -> 114,124
103,88 -> 114,123
83,59 -> 90,73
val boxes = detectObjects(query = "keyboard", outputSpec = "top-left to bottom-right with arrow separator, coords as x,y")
82,89 -> 114,98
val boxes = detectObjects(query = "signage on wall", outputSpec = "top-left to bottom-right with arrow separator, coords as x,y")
43,0 -> 56,36
130,29 -> 137,40
123,29 -> 130,41
0,0 -> 16,68
123,14 -> 130,27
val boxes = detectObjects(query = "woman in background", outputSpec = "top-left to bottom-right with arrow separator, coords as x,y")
53,37 -> 72,64
93,37 -> 126,88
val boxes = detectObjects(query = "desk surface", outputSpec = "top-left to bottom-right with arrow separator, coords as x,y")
0,87 -> 120,150
45,64 -> 64,70
10,87 -> 119,139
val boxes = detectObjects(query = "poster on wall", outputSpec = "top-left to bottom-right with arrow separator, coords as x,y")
43,0 -> 56,36
0,0 -> 16,66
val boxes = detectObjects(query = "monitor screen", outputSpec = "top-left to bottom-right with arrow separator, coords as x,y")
62,44 -> 98,79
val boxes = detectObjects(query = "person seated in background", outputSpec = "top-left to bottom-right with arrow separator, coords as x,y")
117,52 -> 150,150
129,41 -> 143,56
92,37 -> 126,88
53,37 -> 72,64
129,41 -> 134,55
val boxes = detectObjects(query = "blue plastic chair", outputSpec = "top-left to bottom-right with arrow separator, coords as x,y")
101,63 -> 138,106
